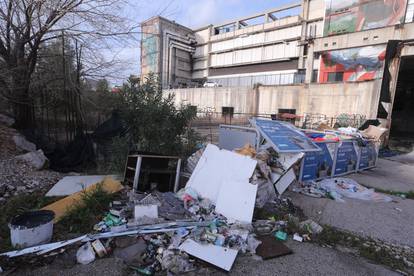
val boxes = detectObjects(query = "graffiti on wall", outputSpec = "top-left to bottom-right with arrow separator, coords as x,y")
324,0 -> 407,36
319,45 -> 386,83
141,23 -> 159,76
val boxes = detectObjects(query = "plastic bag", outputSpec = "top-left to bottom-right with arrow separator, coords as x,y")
319,178 -> 392,203
76,242 -> 96,265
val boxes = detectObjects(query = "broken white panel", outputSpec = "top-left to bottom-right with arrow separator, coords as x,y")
275,168 -> 296,195
278,152 -> 304,170
46,175 -> 120,196
186,144 -> 257,204
134,204 -> 158,219
179,239 -> 238,271
215,180 -> 257,223
270,172 -> 282,183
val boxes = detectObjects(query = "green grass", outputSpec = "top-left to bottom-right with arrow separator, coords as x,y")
316,225 -> 412,273
374,188 -> 414,199
55,184 -> 116,237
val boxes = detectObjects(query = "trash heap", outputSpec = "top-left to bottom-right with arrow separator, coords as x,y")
6,118 -> 387,273
1,138 -> 310,274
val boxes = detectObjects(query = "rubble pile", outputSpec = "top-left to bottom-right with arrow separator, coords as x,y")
0,158 -> 63,202
0,115 -> 64,202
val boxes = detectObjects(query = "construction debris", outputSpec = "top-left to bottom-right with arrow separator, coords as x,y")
0,119 -> 391,274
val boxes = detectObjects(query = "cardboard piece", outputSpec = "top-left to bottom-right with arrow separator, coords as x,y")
46,175 -> 119,196
179,239 -> 238,271
275,168 -> 296,195
42,177 -> 123,222
186,144 -> 257,204
255,235 -> 292,260
215,180 -> 257,223
361,125 -> 388,142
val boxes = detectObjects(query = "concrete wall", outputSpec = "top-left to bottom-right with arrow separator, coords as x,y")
166,80 -> 382,118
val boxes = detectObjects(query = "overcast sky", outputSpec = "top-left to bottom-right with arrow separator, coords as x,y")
112,0 -> 295,84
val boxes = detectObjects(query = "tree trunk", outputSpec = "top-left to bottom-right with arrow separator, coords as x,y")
12,75 -> 35,130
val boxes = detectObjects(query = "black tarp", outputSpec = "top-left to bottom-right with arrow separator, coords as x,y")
378,40 -> 401,119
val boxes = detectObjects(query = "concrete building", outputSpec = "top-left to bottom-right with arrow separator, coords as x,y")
141,0 -> 414,140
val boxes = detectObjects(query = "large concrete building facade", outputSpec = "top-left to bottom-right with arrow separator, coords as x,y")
141,0 -> 414,139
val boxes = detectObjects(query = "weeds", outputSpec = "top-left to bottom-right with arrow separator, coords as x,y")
316,226 -> 411,273
373,188 -> 414,199
56,184 -> 116,237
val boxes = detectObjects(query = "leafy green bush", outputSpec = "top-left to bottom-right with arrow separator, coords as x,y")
119,74 -> 201,156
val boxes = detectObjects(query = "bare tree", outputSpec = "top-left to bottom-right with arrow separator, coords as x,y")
0,0 -> 136,129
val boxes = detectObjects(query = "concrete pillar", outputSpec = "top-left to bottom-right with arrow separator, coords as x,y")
305,43 -> 315,83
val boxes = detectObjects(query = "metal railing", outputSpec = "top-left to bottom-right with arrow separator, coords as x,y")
210,72 -> 305,87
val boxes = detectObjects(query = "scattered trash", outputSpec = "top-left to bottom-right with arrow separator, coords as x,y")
319,178 -> 392,203
299,219 -> 323,235
179,239 -> 238,272
135,204 -> 159,220
160,250 -> 195,274
91,239 -> 107,257
113,238 -> 146,264
293,233 -> 303,242
9,210 -> 55,248
293,178 -> 392,203
0,119 -> 392,274
274,231 -> 287,241
76,242 -> 96,265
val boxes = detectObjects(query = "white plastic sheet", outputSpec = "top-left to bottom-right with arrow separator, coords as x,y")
319,178 -> 392,203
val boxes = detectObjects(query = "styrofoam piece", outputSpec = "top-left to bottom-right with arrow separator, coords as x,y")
46,175 -> 120,196
179,239 -> 238,271
186,144 -> 257,204
275,168 -> 296,195
134,204 -> 158,219
215,180 -> 257,223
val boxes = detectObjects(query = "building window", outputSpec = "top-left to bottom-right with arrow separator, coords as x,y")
278,109 -> 296,114
303,45 -> 309,56
406,0 -> 414,23
311,70 -> 318,83
222,106 -> 234,117
327,72 -> 344,82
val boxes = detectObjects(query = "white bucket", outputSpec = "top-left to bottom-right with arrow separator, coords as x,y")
9,210 -> 55,248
